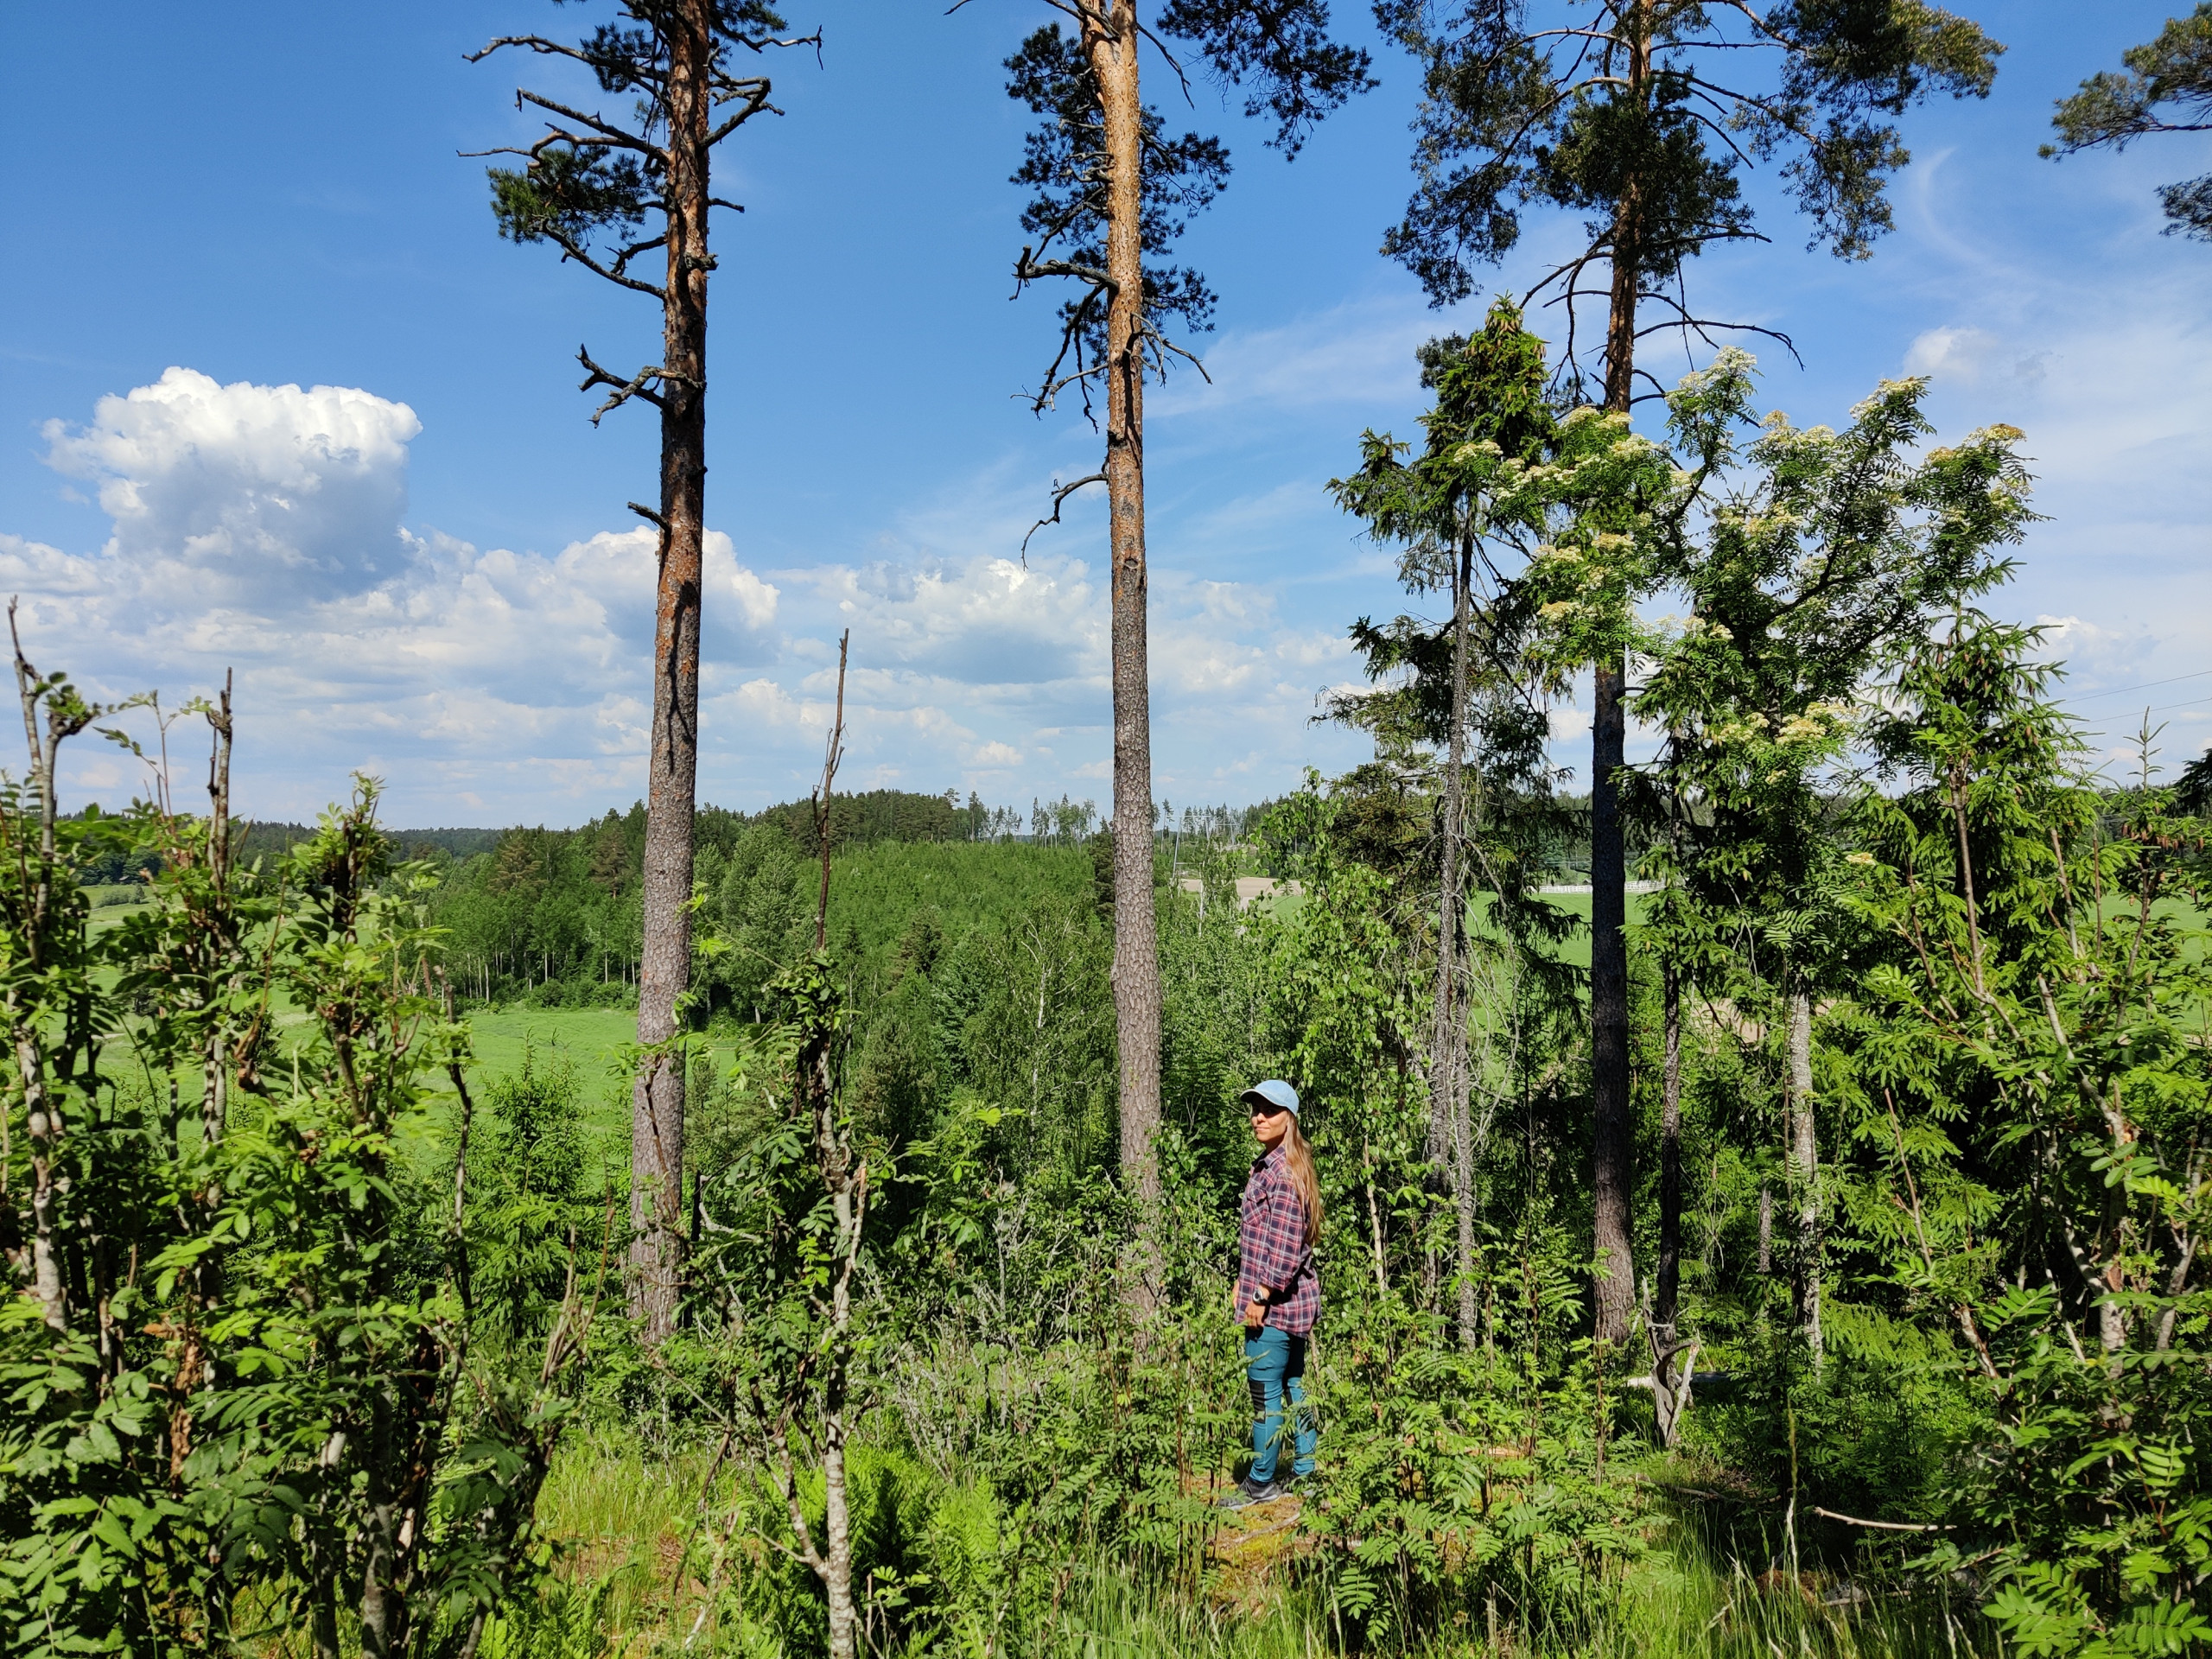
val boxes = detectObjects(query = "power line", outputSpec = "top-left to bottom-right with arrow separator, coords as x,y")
2056,667 -> 2212,705
2074,691 -> 2212,733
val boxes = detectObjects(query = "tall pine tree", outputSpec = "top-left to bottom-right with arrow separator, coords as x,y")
472,0 -> 817,1338
988,0 -> 1369,1209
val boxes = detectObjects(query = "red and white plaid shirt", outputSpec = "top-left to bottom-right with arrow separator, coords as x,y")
1236,1143 -> 1319,1335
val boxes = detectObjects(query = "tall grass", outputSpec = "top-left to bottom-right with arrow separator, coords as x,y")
532,1427 -> 726,1648
1028,1540 -> 1987,1659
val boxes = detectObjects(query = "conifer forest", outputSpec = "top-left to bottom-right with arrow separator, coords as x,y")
4,4 -> 2212,1658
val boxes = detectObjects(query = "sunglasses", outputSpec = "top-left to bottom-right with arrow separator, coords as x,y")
1247,1103 -> 1288,1119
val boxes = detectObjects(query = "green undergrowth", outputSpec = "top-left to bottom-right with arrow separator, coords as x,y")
509,1429 -> 1992,1659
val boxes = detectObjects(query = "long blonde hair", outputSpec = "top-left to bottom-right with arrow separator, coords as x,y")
1281,1116 -> 1322,1245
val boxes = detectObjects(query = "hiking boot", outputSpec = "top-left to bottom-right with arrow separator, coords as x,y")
1216,1476 -> 1290,1510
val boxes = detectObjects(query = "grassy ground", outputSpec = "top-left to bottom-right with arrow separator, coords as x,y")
1470,890 -> 1655,970
449,1005 -> 753,1185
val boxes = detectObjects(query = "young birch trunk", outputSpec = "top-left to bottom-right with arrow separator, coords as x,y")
804,642 -> 861,1659
16,1030 -> 63,1332
2099,1094 -> 2134,1353
1442,538 -> 1478,1349
1088,0 -> 1164,1210
357,1401 -> 406,1659
12,654 -> 66,1333
1785,988 -> 1821,1365
630,2 -> 713,1339
1588,0 -> 1653,1353
815,1029 -> 862,1659
1656,961 -> 1681,1344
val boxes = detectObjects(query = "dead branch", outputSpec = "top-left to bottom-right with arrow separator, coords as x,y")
515,89 -> 663,156
1808,1506 -> 1951,1533
812,633 -> 849,951
577,346 -> 700,423
707,87 -> 782,147
1020,474 -> 1108,556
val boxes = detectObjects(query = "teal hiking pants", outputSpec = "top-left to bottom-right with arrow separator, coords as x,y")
1244,1326 -> 1315,1483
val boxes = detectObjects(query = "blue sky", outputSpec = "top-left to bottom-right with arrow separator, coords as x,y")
2,1 -> 2205,825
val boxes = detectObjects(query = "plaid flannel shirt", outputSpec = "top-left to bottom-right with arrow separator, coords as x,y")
1236,1144 -> 1319,1335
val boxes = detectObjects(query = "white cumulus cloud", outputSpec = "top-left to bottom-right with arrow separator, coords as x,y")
43,368 -> 422,607
10,370 -> 781,821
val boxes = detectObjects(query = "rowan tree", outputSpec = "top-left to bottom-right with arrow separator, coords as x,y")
1373,0 -> 2003,1344
470,0 -> 818,1339
1633,363 -> 2033,1399
986,0 -> 1370,1206
2044,3 -> 2212,240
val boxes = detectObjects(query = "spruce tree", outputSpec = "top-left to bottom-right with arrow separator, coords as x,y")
1331,299 -> 1559,1344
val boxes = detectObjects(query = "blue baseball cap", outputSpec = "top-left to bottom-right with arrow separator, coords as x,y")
1240,1078 -> 1300,1118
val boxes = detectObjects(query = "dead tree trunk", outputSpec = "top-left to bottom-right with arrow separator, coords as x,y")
202,672 -> 233,1153
10,614 -> 97,1334
1086,0 -> 1165,1209
1656,961 -> 1681,1341
1654,732 -> 1687,1376
1649,959 -> 1691,1443
766,645 -> 864,1659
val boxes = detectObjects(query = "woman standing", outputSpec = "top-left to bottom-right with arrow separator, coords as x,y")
1219,1078 -> 1320,1509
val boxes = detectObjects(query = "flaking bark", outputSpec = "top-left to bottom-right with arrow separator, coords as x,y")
625,3 -> 719,1343
1087,1 -> 1166,1207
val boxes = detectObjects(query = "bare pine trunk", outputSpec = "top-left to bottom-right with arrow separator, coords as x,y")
630,3 -> 712,1339
1588,0 -> 1651,1354
1786,988 -> 1821,1365
1589,658 -> 1632,1346
1089,3 -> 1163,1208
1442,540 -> 1478,1349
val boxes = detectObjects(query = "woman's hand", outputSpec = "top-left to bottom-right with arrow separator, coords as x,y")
1244,1299 -> 1267,1328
